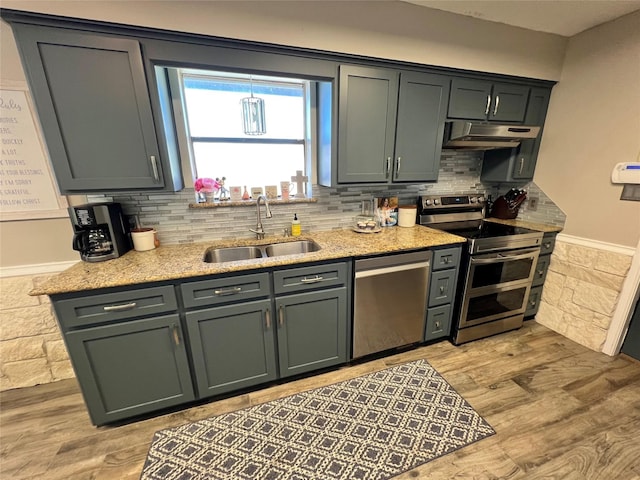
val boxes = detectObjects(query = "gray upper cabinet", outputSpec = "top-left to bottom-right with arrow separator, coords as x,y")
481,87 -> 552,183
448,78 -> 530,123
10,24 -> 181,193
337,65 -> 449,184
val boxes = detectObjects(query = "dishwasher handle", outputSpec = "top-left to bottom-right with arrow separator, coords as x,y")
355,261 -> 430,279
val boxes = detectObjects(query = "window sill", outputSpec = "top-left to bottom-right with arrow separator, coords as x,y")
189,197 -> 317,209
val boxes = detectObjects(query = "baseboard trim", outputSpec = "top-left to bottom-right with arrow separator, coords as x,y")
556,233 -> 636,256
0,261 -> 78,278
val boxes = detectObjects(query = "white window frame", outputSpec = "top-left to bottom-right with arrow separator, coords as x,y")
166,68 -> 316,198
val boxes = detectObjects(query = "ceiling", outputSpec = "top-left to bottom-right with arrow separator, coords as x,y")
403,0 -> 640,37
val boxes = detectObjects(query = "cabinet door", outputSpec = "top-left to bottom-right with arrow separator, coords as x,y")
448,78 -> 493,120
12,25 -> 164,193
425,304 -> 452,341
65,314 -> 194,426
489,83 -> 529,122
394,72 -> 450,182
511,88 -> 551,180
275,287 -> 347,378
338,65 -> 398,183
532,254 -> 551,287
185,300 -> 277,398
428,269 -> 457,307
525,286 -> 543,318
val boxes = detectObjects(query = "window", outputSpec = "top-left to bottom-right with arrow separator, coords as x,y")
170,69 -> 312,198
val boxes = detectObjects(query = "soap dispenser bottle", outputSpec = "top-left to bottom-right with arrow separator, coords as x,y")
291,213 -> 301,237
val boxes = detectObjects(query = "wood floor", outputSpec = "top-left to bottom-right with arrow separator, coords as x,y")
2,321 -> 640,479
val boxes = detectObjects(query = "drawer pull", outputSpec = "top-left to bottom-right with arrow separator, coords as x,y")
300,275 -> 324,284
214,287 -> 242,296
278,305 -> 285,327
172,324 -> 180,346
435,321 -> 441,329
544,242 -> 552,249
440,286 -> 446,294
538,270 -> 544,276
443,257 -> 450,264
265,308 -> 271,330
530,300 -> 537,306
103,302 -> 137,312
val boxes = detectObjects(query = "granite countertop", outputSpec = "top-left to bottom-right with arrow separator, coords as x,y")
32,226 -> 466,296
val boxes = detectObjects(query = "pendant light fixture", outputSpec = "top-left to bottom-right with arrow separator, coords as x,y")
241,76 -> 266,135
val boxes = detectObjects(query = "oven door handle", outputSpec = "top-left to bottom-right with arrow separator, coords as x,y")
471,248 -> 539,264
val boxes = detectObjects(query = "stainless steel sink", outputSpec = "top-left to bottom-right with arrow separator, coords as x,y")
203,246 -> 264,263
264,240 -> 321,257
203,240 -> 321,263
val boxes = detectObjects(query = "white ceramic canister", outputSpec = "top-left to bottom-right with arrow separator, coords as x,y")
397,205 -> 417,227
131,227 -> 157,251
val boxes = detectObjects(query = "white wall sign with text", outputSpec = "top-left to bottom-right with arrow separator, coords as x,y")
0,85 -> 67,221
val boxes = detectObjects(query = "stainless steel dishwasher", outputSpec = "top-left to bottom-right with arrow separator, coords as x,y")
352,250 -> 432,359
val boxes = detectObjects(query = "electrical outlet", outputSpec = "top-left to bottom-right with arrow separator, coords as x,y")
528,197 -> 539,211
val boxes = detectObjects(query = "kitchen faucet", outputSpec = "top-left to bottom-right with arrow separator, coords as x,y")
250,194 -> 272,239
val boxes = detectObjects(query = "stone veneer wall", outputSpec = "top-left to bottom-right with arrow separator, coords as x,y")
536,238 -> 633,352
0,274 -> 74,391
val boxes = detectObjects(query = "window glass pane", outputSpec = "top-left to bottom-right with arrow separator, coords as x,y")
183,77 -> 304,139
192,142 -> 305,194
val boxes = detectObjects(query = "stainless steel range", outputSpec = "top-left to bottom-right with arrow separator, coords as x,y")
418,194 -> 543,345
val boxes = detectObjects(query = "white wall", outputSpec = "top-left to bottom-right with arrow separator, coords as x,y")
535,10 -> 640,248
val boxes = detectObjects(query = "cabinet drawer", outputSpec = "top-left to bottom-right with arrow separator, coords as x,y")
273,262 -> 347,295
428,269 -> 457,307
432,247 -> 461,271
181,273 -> 270,309
540,233 -> 557,256
54,286 -> 177,330
532,255 -> 551,287
525,286 -> 543,318
425,304 -> 452,341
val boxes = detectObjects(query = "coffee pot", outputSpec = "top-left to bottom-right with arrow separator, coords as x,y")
69,203 -> 131,262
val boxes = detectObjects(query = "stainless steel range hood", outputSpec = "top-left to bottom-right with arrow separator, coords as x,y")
443,121 -> 540,150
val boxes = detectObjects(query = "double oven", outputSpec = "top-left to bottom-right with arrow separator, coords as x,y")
419,195 -> 542,344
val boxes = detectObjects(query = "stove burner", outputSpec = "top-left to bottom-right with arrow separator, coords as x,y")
445,220 -> 540,240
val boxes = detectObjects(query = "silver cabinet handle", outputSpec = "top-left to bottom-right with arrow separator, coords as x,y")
396,156 -> 402,174
103,302 -> 136,312
172,324 -> 180,346
530,300 -> 537,306
538,270 -> 544,276
544,242 -> 552,249
485,95 -> 491,115
439,286 -> 446,294
519,157 -> 525,175
300,275 -> 323,284
435,321 -> 441,329
214,287 -> 242,296
150,155 -> 160,182
493,95 -> 500,116
278,305 -> 284,327
386,157 -> 391,177
265,308 -> 271,329
443,257 -> 450,264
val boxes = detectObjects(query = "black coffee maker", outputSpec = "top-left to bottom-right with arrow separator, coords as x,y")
69,203 -> 132,262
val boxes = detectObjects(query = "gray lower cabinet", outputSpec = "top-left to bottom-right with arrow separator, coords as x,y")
335,65 -> 449,185
425,247 -> 461,341
182,262 -> 349,397
275,288 -> 347,378
448,78 -> 529,123
525,232 -> 557,318
185,300 -> 277,398
273,262 -> 349,377
481,87 -> 552,183
10,24 -> 181,193
53,286 -> 195,426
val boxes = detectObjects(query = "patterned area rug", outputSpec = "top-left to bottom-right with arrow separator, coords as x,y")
141,359 -> 494,480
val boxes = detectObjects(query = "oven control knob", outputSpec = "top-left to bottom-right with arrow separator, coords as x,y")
470,197 -> 477,203
433,199 -> 440,205
478,196 -> 485,203
425,199 -> 433,206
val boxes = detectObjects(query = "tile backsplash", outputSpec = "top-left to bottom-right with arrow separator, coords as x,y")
89,150 -> 565,245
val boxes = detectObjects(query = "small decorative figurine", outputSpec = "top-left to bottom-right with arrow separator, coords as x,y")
242,186 -> 250,200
